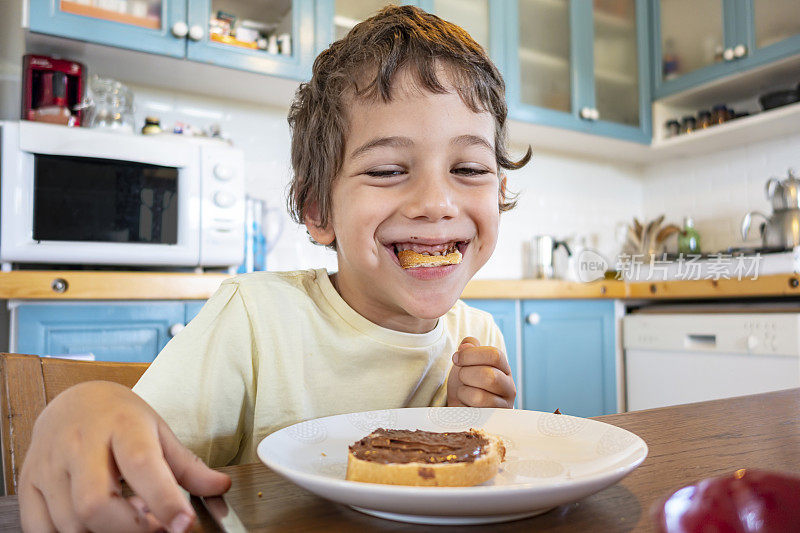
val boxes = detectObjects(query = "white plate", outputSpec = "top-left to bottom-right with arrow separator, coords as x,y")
257,407 -> 647,525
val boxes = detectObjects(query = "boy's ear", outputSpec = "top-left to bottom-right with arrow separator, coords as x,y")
304,202 -> 336,245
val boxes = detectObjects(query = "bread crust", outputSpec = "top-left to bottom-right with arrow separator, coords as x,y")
397,249 -> 462,269
346,429 -> 505,487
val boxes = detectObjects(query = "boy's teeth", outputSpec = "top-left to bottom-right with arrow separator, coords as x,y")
394,242 -> 458,255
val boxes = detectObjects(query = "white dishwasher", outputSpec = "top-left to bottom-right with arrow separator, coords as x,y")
623,312 -> 800,411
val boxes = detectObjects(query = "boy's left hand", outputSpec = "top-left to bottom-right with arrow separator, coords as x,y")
447,337 -> 516,408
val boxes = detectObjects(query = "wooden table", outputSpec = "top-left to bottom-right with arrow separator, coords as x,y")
2,389 -> 799,531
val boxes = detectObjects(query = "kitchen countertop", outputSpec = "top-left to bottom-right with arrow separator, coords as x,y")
1,270 -> 800,300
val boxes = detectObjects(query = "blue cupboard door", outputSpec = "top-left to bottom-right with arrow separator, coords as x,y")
418,0 -> 507,77
462,299 -> 520,407
521,300 -> 616,418
184,300 -> 206,323
186,0 -> 317,80
734,0 -> 800,73
29,0 -> 188,58
16,302 -> 185,363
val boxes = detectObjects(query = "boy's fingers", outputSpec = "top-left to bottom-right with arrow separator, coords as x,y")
38,469 -> 84,533
158,419 -> 232,497
455,345 -> 512,375
19,482 -> 56,532
458,336 -> 480,349
68,445 -> 152,532
111,420 -> 196,533
458,366 -> 516,399
456,384 -> 511,409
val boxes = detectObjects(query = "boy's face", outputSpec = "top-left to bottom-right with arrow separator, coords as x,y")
307,70 -> 500,333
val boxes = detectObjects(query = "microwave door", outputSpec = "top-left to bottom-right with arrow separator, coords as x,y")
1,122 -> 201,267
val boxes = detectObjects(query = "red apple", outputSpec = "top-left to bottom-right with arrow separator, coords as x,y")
654,469 -> 800,533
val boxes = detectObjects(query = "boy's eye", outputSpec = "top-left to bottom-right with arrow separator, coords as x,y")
364,169 -> 405,178
452,166 -> 490,176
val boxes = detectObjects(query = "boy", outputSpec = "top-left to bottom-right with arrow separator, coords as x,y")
19,5 -> 530,532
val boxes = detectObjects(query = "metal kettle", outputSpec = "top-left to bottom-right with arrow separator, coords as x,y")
766,168 -> 800,210
742,169 -> 800,249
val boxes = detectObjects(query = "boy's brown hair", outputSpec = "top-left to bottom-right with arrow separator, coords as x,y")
287,4 -> 531,241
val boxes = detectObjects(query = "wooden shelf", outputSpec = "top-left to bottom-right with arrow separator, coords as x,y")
59,1 -> 160,30
650,101 -> 800,161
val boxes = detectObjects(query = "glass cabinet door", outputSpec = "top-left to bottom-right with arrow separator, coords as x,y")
517,0 -> 572,114
593,0 -> 639,127
29,0 -> 186,57
658,0 -> 725,82
333,0 -> 397,41
430,0 -> 490,52
57,0 -> 163,29
752,0 -> 800,50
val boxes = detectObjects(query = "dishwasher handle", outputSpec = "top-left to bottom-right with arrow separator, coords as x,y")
684,334 -> 717,349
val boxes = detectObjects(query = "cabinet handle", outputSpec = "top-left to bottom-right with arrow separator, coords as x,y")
526,313 -> 540,325
579,107 -> 593,120
171,21 -> 188,38
51,278 -> 68,294
722,47 -> 735,61
188,25 -> 205,42
733,44 -> 747,58
169,323 -> 186,337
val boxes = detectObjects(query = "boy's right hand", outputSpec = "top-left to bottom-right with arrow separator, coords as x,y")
18,381 -> 231,532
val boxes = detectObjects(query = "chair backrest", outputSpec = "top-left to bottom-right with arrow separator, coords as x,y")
0,353 -> 149,495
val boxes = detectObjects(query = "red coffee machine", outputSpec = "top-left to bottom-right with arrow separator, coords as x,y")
22,54 -> 84,126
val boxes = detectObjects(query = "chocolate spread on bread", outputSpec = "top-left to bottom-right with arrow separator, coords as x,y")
349,428 -> 487,464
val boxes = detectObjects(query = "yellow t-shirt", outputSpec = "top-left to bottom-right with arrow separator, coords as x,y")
132,268 -> 505,466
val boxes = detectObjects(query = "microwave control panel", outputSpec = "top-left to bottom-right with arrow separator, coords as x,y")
200,145 -> 245,267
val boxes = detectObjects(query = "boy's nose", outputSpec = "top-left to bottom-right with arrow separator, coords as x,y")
403,174 -> 459,221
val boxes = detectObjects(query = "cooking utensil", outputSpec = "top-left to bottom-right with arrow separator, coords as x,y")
526,235 -> 571,279
765,168 -> 800,210
759,89 -> 799,110
742,209 -> 800,249
621,215 -> 678,260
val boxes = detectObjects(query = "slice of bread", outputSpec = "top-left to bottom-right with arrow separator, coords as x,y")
397,249 -> 462,269
346,428 -> 505,487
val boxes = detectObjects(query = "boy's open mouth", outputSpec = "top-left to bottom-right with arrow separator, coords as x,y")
390,241 -> 469,269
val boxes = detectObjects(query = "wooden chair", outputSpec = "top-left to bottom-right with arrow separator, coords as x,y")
0,353 -> 149,495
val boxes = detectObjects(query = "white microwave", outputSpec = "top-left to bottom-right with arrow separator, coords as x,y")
0,121 -> 244,269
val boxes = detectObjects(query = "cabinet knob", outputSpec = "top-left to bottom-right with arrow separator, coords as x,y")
169,323 -> 185,337
526,312 -> 540,325
50,278 -> 68,294
188,25 -> 205,42
171,21 -> 188,38
590,108 -> 600,121
733,44 -> 747,58
722,47 -> 735,61
579,107 -> 593,120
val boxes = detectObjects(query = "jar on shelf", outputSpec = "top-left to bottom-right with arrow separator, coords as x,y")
710,104 -> 731,125
696,110 -> 712,129
680,116 -> 696,134
665,119 -> 681,138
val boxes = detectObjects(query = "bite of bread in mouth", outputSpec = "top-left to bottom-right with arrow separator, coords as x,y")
394,241 -> 466,269
346,428 -> 505,486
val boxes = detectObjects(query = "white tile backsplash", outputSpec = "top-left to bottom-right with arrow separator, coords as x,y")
642,132 -> 800,253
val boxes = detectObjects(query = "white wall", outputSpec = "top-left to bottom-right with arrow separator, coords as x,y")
642,132 -> 800,253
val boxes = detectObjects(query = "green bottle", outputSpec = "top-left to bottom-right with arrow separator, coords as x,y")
678,217 -> 701,255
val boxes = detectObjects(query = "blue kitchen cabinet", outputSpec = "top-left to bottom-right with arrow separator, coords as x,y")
462,298 -> 520,388
186,0 -> 318,80
29,0 -> 320,80
506,0 -> 652,143
185,300 -> 206,322
14,301 -> 205,362
28,0 -> 189,57
521,299 -> 617,418
652,0 -> 800,99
